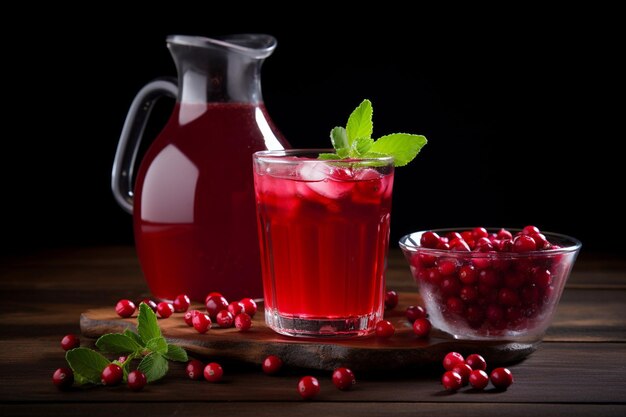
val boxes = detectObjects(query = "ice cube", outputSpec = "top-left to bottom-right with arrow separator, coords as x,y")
297,161 -> 330,182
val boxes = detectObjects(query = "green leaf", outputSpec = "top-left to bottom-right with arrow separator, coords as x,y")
96,333 -> 143,354
138,353 -> 169,382
346,99 -> 373,143
163,344 -> 188,362
137,302 -> 161,345
146,337 -> 168,355
369,133 -> 428,167
73,372 -> 89,386
124,328 -> 145,347
352,137 -> 374,156
330,126 -> 348,151
65,347 -> 111,384
318,153 -> 341,160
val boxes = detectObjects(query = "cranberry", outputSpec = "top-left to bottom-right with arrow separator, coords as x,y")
412,318 -> 432,338
127,370 -> 147,391
262,355 -> 283,375
479,269 -> 501,287
426,268 -> 442,285
497,228 -> 513,240
446,296 -> 465,315
441,370 -> 463,391
192,313 -> 212,334
461,230 -> 474,244
465,353 -> 487,371
203,362 -> 224,382
384,290 -> 399,309
522,225 -> 540,236
458,265 -> 478,284
513,235 -> 537,252
115,299 -> 136,318
375,320 -> 395,338
406,305 -> 427,323
471,256 -> 492,270
139,298 -> 158,312
297,376 -> 320,399
443,352 -> 465,371
497,288 -> 520,306
173,294 -> 190,312
157,302 -> 174,318
532,268 -> 552,288
216,310 -> 234,328
472,227 -> 489,240
450,238 -> 471,252
228,301 -> 245,316
61,334 -> 80,351
436,241 -> 451,250
186,359 -> 204,380
52,367 -> 74,389
206,295 -> 229,320
446,232 -> 463,241
460,285 -> 479,303
184,310 -> 201,326
240,298 -> 258,317
440,277 -> 462,296
418,253 -> 437,267
533,233 -> 549,249
451,363 -> 472,386
490,367 -> 514,389
469,369 -> 489,389
497,239 -> 513,252
438,260 -> 457,276
474,237 -> 494,251
101,363 -> 123,386
235,312 -> 252,331
420,231 -> 441,248
332,367 -> 356,390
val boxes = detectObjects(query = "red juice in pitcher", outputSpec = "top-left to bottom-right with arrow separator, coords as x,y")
253,150 -> 394,337
134,102 -> 287,302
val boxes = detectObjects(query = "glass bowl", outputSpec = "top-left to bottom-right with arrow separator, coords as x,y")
399,228 -> 581,342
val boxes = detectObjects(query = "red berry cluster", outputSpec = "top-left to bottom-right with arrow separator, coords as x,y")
375,291 -> 432,339
183,293 -> 256,333
411,226 -> 565,335
441,352 -> 513,391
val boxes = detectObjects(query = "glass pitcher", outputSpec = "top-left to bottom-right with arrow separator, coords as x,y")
112,34 -> 289,302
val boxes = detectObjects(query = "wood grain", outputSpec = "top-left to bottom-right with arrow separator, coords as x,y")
1,246 -> 625,416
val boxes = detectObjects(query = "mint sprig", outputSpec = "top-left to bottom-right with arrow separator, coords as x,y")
321,99 -> 427,166
65,302 -> 188,387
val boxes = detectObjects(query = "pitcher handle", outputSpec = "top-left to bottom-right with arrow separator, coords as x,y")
111,78 -> 178,214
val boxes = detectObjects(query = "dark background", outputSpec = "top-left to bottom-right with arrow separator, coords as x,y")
3,10 -> 622,255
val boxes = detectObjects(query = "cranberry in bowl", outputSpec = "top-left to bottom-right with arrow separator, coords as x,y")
399,227 -> 581,342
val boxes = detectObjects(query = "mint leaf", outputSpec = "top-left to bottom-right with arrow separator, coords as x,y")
96,333 -> 143,354
137,302 -> 161,344
346,99 -> 373,143
138,353 -> 168,382
330,126 -> 348,151
124,328 -> 145,347
146,337 -> 168,355
65,347 -> 111,384
318,153 -> 341,160
369,133 -> 427,167
163,344 -> 188,362
352,137 -> 374,155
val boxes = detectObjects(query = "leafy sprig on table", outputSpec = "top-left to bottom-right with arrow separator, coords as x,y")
65,303 -> 188,385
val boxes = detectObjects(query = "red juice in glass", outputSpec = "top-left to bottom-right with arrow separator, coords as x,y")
253,150 -> 394,337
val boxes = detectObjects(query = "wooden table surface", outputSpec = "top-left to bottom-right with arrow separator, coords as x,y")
1,247 -> 625,416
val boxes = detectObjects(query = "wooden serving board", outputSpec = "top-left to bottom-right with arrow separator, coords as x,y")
80,293 -> 538,371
